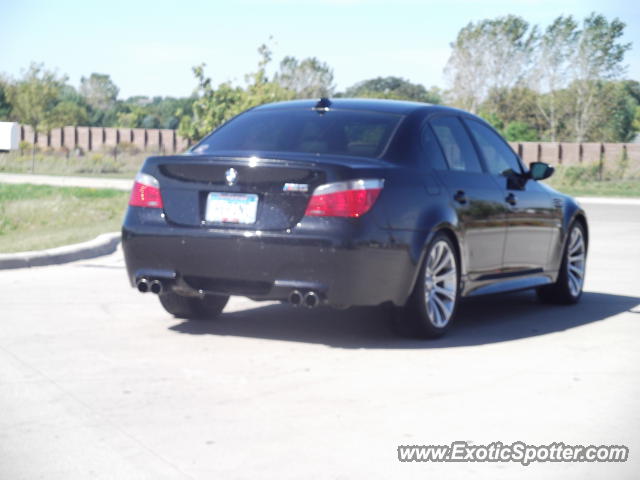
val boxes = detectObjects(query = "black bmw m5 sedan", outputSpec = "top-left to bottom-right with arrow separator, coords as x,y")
122,98 -> 588,338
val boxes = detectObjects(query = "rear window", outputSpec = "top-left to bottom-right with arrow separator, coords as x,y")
192,109 -> 403,158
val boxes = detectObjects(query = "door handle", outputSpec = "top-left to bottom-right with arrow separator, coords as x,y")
453,190 -> 467,204
505,193 -> 517,206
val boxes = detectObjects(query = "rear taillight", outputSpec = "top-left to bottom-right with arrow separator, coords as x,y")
129,172 -> 163,208
304,179 -> 384,218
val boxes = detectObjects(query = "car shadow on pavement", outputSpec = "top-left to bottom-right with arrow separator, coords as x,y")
168,291 -> 640,349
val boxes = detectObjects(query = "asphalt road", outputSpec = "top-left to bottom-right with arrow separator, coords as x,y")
1,202 -> 639,479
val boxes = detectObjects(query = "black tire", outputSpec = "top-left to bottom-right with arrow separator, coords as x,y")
537,221 -> 587,305
394,233 -> 460,339
158,291 -> 229,320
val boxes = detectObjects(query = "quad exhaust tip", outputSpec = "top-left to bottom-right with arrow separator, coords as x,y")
137,278 -> 149,293
137,277 -> 163,295
150,280 -> 163,295
288,289 -> 321,308
303,291 -> 319,308
289,290 -> 303,306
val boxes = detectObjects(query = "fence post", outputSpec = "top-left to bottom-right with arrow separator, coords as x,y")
114,130 -> 120,162
558,143 -> 563,165
579,143 -> 584,164
31,130 -> 37,173
598,143 -> 605,181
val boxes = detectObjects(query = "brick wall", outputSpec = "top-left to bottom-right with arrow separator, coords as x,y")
512,141 -> 637,168
19,125 -> 192,154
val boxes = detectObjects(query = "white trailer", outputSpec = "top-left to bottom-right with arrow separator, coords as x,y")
0,122 -> 20,152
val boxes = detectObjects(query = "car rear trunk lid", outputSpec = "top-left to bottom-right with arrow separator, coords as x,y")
147,154 -> 385,230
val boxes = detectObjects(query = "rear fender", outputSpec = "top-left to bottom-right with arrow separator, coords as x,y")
548,199 -> 588,272
400,220 -> 462,306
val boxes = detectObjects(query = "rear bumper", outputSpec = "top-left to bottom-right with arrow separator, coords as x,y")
122,207 -> 415,307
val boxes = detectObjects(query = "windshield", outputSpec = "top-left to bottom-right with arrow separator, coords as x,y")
192,109 -> 403,158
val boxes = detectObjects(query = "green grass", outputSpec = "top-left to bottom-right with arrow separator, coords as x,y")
0,151 -> 146,177
545,179 -> 640,197
544,162 -> 640,198
0,183 -> 129,253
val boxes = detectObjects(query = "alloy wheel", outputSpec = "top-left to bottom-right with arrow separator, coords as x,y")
567,227 -> 586,297
424,240 -> 458,327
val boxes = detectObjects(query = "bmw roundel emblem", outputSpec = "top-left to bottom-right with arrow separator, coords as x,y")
225,168 -> 238,186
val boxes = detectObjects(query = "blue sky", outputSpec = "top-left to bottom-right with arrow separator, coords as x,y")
1,0 -> 638,99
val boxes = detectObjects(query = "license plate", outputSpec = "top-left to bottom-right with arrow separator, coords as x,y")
205,192 -> 259,224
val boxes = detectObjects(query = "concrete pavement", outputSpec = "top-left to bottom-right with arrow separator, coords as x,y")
0,203 -> 639,479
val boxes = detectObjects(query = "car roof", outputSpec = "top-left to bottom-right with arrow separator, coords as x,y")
252,98 -> 461,115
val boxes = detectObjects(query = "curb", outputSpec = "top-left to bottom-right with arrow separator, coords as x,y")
0,232 -> 121,270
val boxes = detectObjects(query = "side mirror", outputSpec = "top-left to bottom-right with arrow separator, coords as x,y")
529,162 -> 554,180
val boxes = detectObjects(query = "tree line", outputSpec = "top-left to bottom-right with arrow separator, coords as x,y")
445,13 -> 638,142
0,12 -> 637,144
0,66 -> 193,134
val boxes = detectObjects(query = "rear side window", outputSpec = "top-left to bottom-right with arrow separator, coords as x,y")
464,119 -> 523,175
421,124 -> 448,170
430,116 -> 483,173
193,109 -> 403,158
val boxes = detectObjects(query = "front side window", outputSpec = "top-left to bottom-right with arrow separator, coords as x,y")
430,116 -> 483,173
192,109 -> 403,158
464,119 -> 523,176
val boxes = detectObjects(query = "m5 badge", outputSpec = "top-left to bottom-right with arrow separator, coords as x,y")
283,183 -> 308,192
